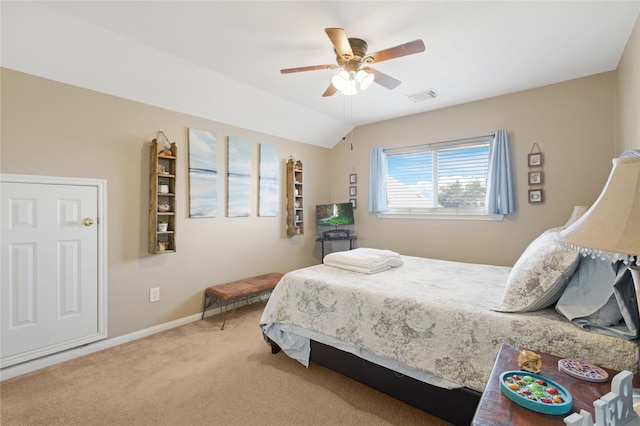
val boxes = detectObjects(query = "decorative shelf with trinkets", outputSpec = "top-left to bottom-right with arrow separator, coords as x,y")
148,130 -> 177,254
286,157 -> 303,236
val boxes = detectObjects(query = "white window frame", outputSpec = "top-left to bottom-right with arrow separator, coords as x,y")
378,135 -> 504,221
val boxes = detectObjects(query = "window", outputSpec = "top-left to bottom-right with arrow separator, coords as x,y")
384,135 -> 492,216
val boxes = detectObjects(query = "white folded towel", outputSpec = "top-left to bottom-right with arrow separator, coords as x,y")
323,248 -> 403,274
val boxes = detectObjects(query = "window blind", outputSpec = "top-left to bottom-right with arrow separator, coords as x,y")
386,136 -> 492,212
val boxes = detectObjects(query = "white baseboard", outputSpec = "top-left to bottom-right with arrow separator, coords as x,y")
0,298 -> 260,381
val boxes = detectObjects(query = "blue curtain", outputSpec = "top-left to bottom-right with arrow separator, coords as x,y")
484,129 -> 515,215
368,147 -> 388,213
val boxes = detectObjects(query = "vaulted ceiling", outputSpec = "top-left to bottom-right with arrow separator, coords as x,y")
2,1 -> 639,148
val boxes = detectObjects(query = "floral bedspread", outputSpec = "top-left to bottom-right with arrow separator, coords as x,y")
260,256 -> 639,392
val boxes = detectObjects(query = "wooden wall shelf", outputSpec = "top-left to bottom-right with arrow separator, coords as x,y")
149,138 -> 177,253
286,158 -> 303,236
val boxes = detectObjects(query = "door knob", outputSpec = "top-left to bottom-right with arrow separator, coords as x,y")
83,218 -> 94,226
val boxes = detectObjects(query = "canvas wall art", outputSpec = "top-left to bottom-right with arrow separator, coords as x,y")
227,137 -> 251,217
259,144 -> 280,217
188,128 -> 217,218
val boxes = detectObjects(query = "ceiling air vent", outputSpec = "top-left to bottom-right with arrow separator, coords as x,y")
407,89 -> 439,103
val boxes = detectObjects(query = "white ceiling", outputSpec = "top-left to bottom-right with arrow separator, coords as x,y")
2,1 -> 639,148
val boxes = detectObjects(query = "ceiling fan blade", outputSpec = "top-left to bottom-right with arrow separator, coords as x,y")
325,28 -> 353,59
363,67 -> 401,90
281,64 -> 338,74
322,84 -> 337,97
368,39 -> 425,63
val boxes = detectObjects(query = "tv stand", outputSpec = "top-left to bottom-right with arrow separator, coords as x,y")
316,231 -> 357,259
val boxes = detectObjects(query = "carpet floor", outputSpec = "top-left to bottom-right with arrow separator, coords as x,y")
1,303 -> 450,425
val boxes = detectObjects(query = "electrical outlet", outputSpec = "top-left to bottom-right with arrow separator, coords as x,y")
149,287 -> 160,302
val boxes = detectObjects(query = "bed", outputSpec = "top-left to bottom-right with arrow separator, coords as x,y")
259,232 -> 640,425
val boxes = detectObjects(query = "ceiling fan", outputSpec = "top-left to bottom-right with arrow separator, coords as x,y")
280,28 -> 425,97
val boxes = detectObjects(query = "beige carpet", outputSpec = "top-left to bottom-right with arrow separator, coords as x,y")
1,303 -> 449,426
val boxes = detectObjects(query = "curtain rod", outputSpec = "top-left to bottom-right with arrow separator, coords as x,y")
384,133 -> 495,153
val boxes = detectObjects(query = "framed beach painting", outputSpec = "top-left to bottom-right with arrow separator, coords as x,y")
259,144 -> 280,217
227,136 -> 251,217
188,128 -> 217,218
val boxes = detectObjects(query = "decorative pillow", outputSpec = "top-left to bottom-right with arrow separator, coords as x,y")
494,228 -> 580,312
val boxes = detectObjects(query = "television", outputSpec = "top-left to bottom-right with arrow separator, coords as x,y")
315,202 -> 355,229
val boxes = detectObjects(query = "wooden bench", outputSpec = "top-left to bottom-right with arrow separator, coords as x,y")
201,272 -> 283,329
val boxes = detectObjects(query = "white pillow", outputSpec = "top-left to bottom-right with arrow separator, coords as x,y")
495,228 -> 580,312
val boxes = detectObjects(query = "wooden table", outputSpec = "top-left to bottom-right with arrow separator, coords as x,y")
472,343 -> 640,425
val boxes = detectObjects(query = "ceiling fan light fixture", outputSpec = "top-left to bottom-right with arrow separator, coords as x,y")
331,70 -> 350,90
341,79 -> 358,95
332,69 -> 372,95
356,69 -> 374,90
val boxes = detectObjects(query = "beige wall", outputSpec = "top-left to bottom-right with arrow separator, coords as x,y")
330,73 -> 617,266
617,14 -> 640,154
0,41 -> 634,338
0,69 -> 331,338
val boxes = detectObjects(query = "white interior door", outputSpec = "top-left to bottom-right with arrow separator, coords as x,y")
1,175 -> 107,368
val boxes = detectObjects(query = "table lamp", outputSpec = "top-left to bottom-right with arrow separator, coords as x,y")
559,153 -> 640,316
563,205 -> 589,228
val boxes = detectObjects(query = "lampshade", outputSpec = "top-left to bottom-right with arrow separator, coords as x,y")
563,205 -> 589,228
559,156 -> 640,261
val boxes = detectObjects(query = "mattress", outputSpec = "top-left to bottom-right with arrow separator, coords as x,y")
260,255 -> 640,392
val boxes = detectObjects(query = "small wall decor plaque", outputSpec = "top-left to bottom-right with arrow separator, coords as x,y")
528,152 -> 543,167
528,171 -> 543,185
528,142 -> 544,168
528,142 -> 544,201
529,189 -> 543,203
